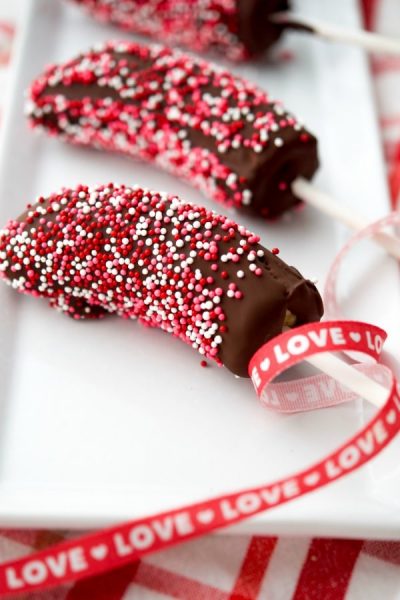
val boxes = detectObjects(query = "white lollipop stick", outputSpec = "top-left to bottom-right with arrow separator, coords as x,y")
271,13 -> 400,56
281,327 -> 386,409
292,177 -> 400,261
305,353 -> 386,409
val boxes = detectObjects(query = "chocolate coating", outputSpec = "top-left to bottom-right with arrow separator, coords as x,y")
238,0 -> 289,57
27,41 -> 319,218
0,184 -> 323,377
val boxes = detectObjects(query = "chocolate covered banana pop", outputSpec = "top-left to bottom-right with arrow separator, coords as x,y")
0,184 -> 322,376
69,0 -> 289,61
27,41 -> 318,219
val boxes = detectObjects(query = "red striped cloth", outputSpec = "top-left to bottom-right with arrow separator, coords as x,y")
0,0 -> 400,598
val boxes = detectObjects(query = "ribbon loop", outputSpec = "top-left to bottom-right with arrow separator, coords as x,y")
249,320 -> 388,412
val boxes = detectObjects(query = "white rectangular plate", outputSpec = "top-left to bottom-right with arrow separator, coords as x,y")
0,0 -> 399,537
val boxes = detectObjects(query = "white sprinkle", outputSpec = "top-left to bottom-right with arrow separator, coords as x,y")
242,190 -> 252,206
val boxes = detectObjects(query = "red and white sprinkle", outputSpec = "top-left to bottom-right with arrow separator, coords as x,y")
0,183 -> 269,366
70,0 -> 247,61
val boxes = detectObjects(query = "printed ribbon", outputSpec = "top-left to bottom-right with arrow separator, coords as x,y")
253,320 -> 391,412
0,319 -> 399,596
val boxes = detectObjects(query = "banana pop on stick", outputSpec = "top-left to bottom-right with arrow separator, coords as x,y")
27,41 -> 319,219
70,0 -> 400,59
0,184 -> 323,377
27,41 -> 400,260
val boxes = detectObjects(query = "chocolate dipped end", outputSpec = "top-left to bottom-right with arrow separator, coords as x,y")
221,124 -> 319,219
251,131 -> 318,218
237,0 -> 290,57
218,251 -> 323,376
